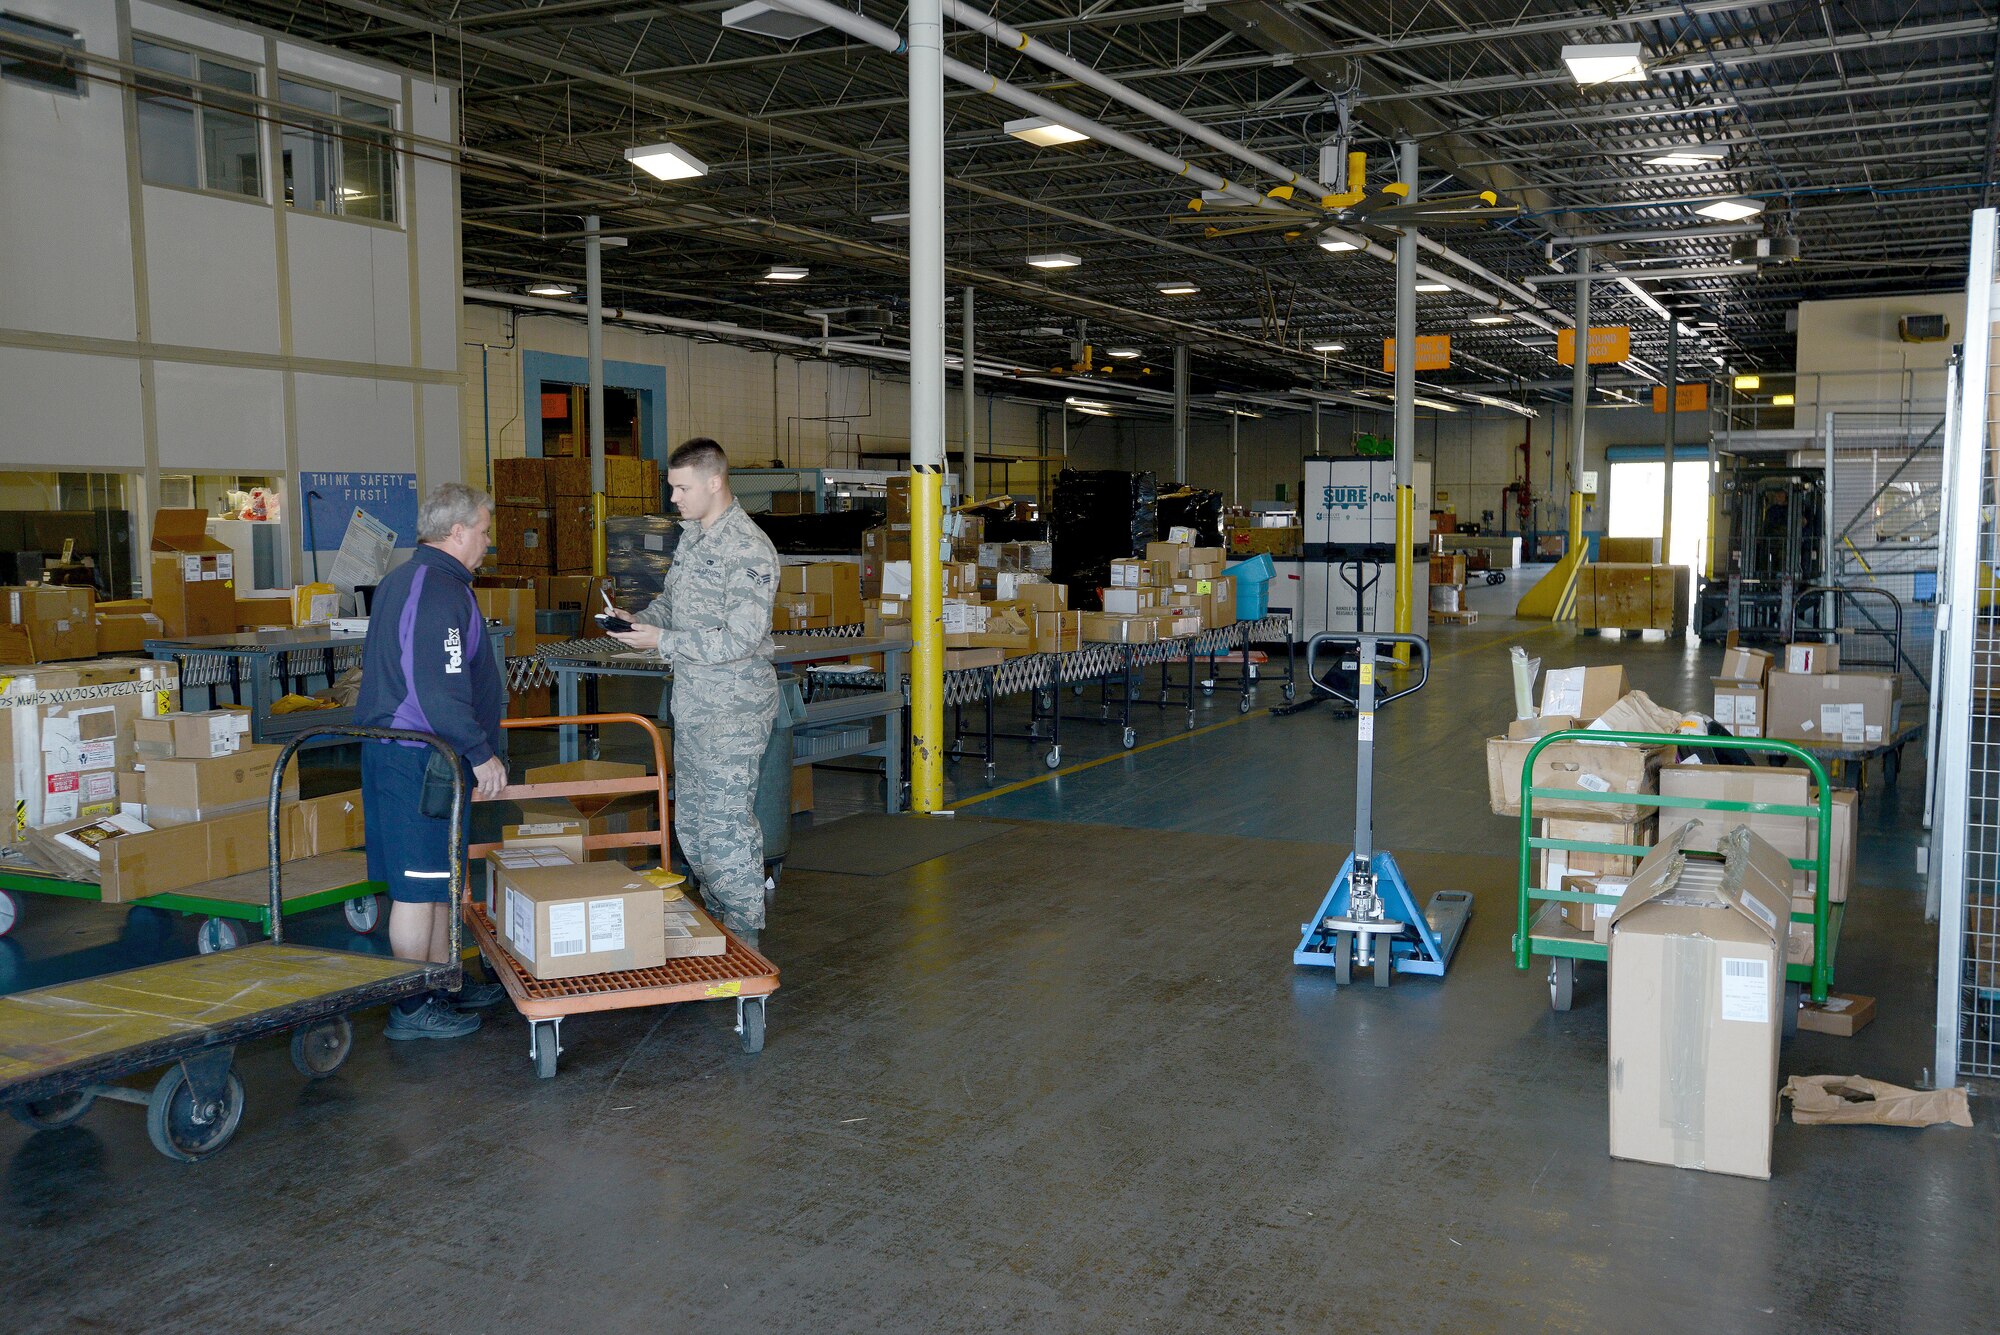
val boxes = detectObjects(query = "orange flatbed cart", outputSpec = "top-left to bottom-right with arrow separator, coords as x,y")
467,713 -> 779,1078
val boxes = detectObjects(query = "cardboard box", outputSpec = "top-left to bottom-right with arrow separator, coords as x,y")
1145,540 -> 1190,574
1429,553 -> 1467,588
1784,641 -> 1840,674
660,884 -> 728,958
233,595 -> 293,629
1539,665 -> 1629,721
143,743 -> 299,824
1764,671 -> 1900,745
1013,583 -> 1068,613
494,857 -> 667,980
1558,871 -> 1629,941
603,454 -> 658,500
496,505 -> 554,569
3,586 -> 96,661
790,763 -> 814,815
1032,611 -> 1082,654
1484,735 -> 1671,819
148,509 -> 237,637
547,456 -> 590,498
781,563 -> 863,626
519,759 -> 662,861
133,709 -> 249,760
1719,647 -> 1773,683
286,789 -> 365,858
1542,814 -> 1654,905
30,804 -> 276,903
1575,563 -> 1690,633
944,647 -> 1004,670
1607,827 -> 1788,1179
492,456 -> 550,506
1798,992 -> 1876,1037
1657,763 -> 1811,865
1597,536 -> 1658,563
1079,613 -> 1159,645
1506,714 -> 1580,740
504,817 -> 589,863
475,585 -> 539,654
95,611 -> 164,655
2,659 -> 179,845
772,590 -> 833,632
553,503 -> 593,572
1710,678 -> 1765,737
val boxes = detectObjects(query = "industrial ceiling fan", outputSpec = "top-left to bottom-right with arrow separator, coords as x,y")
1174,149 -> 1519,244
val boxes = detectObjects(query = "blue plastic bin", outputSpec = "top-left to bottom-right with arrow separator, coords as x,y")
1224,555 -> 1275,619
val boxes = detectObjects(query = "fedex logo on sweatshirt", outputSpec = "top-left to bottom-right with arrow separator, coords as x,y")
444,627 -> 463,675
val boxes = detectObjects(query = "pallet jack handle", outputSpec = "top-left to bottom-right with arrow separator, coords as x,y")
1303,632 -> 1430,709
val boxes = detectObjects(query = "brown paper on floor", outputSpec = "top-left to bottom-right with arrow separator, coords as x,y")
1780,1075 -> 1973,1128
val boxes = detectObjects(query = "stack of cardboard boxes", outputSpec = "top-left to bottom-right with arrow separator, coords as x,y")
1710,645 -> 1773,737
492,455 -> 661,579
1083,539 -> 1232,645
774,563 -> 864,632
1428,552 -> 1467,617
1763,641 -> 1901,746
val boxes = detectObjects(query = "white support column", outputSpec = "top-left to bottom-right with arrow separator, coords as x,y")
1173,343 -> 1190,482
585,215 -> 607,576
962,286 -> 976,501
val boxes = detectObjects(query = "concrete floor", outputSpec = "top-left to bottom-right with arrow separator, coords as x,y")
2,579 -> 1993,1332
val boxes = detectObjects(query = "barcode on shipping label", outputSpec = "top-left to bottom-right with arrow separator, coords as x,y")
1820,704 -> 1844,736
547,902 -> 588,956
1841,704 -> 1866,745
588,898 -> 626,952
1738,888 -> 1778,932
1576,772 -> 1612,793
1714,695 -> 1737,724
1720,956 -> 1771,1022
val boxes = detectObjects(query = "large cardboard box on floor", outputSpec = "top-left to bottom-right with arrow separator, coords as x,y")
1764,671 -> 1900,746
1,659 -> 179,847
1607,827 -> 1788,1180
149,509 -> 237,637
494,855 -> 667,980
1484,735 -> 1672,819
1575,564 -> 1690,633
2,586 -> 96,662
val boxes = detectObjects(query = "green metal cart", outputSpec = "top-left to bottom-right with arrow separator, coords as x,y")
1512,730 -> 1837,1028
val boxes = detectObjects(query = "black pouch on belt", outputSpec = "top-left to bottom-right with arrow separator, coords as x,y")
419,750 -> 462,820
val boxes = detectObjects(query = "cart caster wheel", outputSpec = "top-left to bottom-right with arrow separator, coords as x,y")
1201,684 -> 1213,697
532,1021 -> 561,1079
197,918 -> 244,954
1374,941 -> 1393,988
1239,695 -> 1252,714
1332,931 -> 1353,986
1282,683 -> 1296,701
1549,957 -> 1575,1012
1487,571 -> 1506,585
0,888 -> 16,938
739,998 -> 767,1055
146,1065 -> 244,1163
1783,981 -> 1802,1040
343,895 -> 384,934
10,1089 -> 94,1131
290,1017 -> 354,1080
1121,727 -> 1137,750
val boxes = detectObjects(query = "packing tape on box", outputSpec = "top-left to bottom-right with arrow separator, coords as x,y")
1662,931 -> 1715,1172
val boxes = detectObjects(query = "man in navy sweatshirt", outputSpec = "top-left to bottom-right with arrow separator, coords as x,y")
357,482 -> 510,1040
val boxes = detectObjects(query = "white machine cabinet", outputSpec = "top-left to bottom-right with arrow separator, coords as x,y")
1291,457 -> 1432,640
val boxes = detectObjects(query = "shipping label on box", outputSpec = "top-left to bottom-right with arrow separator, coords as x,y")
1540,665 -> 1628,720
1784,642 -> 1839,674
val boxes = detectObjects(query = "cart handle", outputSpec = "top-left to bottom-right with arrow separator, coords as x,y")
469,713 -> 674,863
265,725 -> 466,971
1512,728 -> 1833,1002
1304,632 -> 1430,708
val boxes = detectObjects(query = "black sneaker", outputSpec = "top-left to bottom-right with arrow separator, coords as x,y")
384,997 -> 482,1040
451,981 -> 507,1010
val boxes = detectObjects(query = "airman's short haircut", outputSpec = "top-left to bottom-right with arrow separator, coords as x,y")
668,438 -> 729,477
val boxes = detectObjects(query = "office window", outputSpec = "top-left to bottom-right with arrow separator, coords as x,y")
280,78 -> 398,222
131,38 -> 263,198
0,12 -> 84,95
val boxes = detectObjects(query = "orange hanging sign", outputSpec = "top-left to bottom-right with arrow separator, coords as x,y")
1651,383 -> 1710,413
1382,334 -> 1451,372
1557,325 -> 1631,365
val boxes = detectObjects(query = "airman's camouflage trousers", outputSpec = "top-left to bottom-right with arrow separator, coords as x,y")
671,666 -> 778,932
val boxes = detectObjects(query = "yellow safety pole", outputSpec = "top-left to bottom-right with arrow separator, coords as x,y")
1390,139 -> 1418,666
1393,484 -> 1414,663
909,468 -> 944,811
591,491 -> 608,578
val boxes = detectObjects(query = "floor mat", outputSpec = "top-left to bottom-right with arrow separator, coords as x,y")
785,813 -> 1012,875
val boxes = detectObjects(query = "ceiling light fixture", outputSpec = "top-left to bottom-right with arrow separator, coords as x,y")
1471,315 -> 1511,326
1319,238 -> 1360,253
1733,374 -> 1761,390
624,141 -> 708,181
1646,147 -> 1726,167
1107,347 -> 1141,359
1310,341 -> 1345,353
1415,281 -> 1451,293
525,281 -> 576,298
720,1 -> 828,40
1158,281 -> 1199,295
869,210 -> 910,227
1696,197 -> 1764,222
1772,393 -> 1795,407
1005,116 -> 1090,147
764,265 -> 809,281
1027,252 -> 1082,269
1562,42 -> 1647,85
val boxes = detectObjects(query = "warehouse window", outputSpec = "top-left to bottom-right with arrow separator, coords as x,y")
131,38 -> 263,198
279,78 -> 398,223
0,12 -> 84,95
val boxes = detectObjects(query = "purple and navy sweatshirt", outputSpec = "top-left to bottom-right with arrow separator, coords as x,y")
356,544 -> 504,766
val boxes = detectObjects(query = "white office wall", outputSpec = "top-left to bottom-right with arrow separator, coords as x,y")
144,186 -> 282,353
153,363 -> 285,470
294,374 -> 415,473
0,350 -> 146,469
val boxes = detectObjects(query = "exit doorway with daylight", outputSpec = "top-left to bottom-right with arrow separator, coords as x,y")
1607,452 -> 1709,573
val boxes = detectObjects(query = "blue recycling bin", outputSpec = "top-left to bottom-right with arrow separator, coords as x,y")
1225,555 -> 1275,619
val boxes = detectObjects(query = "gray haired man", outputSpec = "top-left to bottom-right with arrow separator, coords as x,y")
606,439 -> 779,947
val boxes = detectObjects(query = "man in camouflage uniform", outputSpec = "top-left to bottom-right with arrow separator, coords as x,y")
608,438 -> 779,946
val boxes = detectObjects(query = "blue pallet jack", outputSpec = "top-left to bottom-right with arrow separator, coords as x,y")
1292,632 -> 1474,986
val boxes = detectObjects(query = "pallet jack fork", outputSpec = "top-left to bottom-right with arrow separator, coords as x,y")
1292,632 -> 1473,985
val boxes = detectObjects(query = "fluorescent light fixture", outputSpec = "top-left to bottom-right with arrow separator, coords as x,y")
624,141 -> 708,181
1696,197 -> 1763,221
1310,341 -> 1345,353
1107,347 -> 1141,359
1415,281 -> 1451,293
1318,238 -> 1360,253
869,210 -> 909,227
1562,42 -> 1646,85
1646,147 -> 1726,167
1471,315 -> 1511,326
1220,407 -> 1262,418
1005,116 -> 1090,147
525,281 -> 576,297
1027,252 -> 1082,269
763,265 -> 809,281
1158,281 -> 1199,295
1772,393 -> 1795,407
1414,396 -> 1462,413
720,1 -> 827,40
1733,374 -> 1761,390
1695,320 -> 1721,329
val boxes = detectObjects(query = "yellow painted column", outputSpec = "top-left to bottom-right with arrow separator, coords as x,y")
909,466 -> 945,812
1393,483 -> 1414,663
1569,489 -> 1584,552
591,491 -> 608,578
